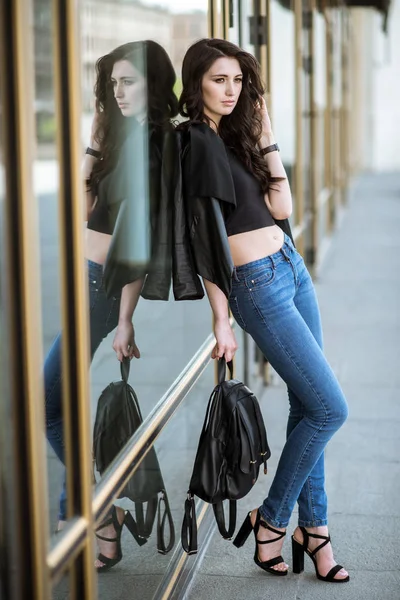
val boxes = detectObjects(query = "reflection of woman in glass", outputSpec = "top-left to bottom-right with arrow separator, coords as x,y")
178,39 -> 349,582
44,40 -> 178,570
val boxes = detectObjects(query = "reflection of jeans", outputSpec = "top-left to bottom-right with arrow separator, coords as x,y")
229,234 -> 348,528
44,260 -> 121,521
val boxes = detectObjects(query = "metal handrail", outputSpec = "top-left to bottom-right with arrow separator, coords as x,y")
92,332 -> 215,522
47,331 -> 216,579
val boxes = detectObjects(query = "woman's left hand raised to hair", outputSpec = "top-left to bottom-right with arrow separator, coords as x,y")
90,111 -> 102,151
256,96 -> 274,140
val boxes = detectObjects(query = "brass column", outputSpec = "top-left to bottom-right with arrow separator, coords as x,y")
0,1 -> 50,598
308,0 -> 319,271
52,1 -> 96,598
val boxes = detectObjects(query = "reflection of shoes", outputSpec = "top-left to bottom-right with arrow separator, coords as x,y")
233,509 -> 288,576
54,520 -> 66,535
95,507 -> 124,572
96,506 -> 148,572
292,526 -> 350,583
96,506 -> 143,572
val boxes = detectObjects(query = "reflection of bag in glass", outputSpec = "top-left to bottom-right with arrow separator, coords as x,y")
181,359 -> 270,554
93,358 -> 175,554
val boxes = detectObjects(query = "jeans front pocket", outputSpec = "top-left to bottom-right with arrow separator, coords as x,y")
229,295 -> 247,331
246,265 -> 276,291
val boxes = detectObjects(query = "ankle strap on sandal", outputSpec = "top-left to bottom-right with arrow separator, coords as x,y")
256,513 -> 286,543
299,526 -> 331,556
258,521 -> 286,536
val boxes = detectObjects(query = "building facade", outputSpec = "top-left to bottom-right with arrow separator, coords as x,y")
0,1 -> 396,599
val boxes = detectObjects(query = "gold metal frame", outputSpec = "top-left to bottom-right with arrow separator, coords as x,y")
0,1 -> 50,598
51,0 -> 96,597
308,0 -> 319,272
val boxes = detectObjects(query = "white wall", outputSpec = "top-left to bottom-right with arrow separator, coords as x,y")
370,0 -> 400,171
269,1 -> 296,166
350,9 -> 376,171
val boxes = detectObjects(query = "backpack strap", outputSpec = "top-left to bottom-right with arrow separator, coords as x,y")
251,397 -> 270,474
181,492 -> 198,554
157,490 -> 175,554
134,497 -> 158,538
212,500 -> 237,539
217,358 -> 234,384
120,357 -> 130,382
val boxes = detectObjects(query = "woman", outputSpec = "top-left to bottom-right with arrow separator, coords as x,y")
45,40 -> 178,571
177,38 -> 349,582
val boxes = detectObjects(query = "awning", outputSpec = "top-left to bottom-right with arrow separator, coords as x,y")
344,0 -> 390,32
275,0 -> 391,32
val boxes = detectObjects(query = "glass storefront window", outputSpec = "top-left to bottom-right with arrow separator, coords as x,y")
269,0 -> 296,195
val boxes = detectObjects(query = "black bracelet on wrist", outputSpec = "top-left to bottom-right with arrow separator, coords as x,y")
260,143 -> 280,156
85,146 -> 101,159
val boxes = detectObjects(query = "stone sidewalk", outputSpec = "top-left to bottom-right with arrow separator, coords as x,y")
188,172 -> 400,600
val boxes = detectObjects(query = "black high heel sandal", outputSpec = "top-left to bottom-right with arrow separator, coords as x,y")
291,526 -> 349,583
95,507 -> 125,572
95,507 -> 143,572
233,510 -> 288,576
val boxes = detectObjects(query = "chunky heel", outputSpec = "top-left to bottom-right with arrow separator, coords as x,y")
291,527 -> 349,583
95,507 -> 124,572
96,507 -> 148,572
123,510 -> 147,547
291,536 -> 304,574
233,509 -> 288,576
232,513 -> 252,548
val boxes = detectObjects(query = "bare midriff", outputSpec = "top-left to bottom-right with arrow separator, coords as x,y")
85,222 -> 284,271
228,223 -> 284,267
84,228 -> 112,265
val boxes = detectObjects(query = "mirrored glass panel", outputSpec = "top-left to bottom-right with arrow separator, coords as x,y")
95,362 -> 214,599
39,0 -> 210,539
81,1 -> 209,491
270,1 -> 296,198
314,11 -> 329,243
240,0 -> 256,54
33,0 -> 65,536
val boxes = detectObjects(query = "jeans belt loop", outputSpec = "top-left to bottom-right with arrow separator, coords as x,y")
280,245 -> 289,262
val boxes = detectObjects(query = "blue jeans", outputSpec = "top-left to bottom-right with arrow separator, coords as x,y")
229,234 -> 348,528
45,260 -> 121,520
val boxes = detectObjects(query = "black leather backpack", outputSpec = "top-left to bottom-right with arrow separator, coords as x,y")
93,358 -> 175,554
181,359 -> 270,554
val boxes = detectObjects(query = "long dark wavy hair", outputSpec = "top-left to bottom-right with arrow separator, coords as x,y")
91,40 -> 179,189
179,38 -> 279,192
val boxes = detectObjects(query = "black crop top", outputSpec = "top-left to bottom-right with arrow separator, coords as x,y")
87,169 -> 120,234
87,119 -> 158,236
224,148 -> 275,237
